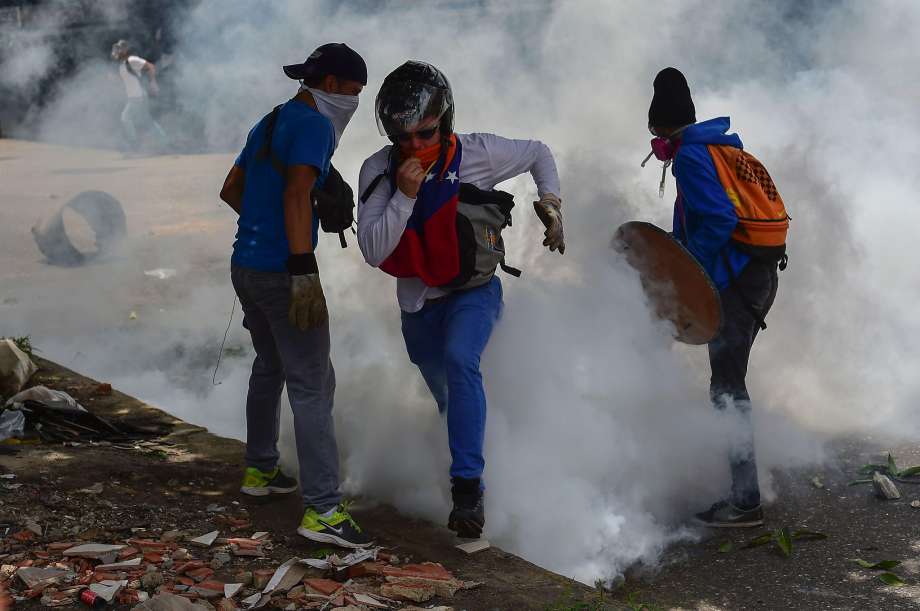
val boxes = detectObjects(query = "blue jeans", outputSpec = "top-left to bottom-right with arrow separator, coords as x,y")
231,266 -> 340,512
400,277 -> 503,480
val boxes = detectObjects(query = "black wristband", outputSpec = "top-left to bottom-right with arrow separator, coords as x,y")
287,253 -> 318,275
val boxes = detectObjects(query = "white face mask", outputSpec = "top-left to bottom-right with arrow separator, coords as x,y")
302,84 -> 359,149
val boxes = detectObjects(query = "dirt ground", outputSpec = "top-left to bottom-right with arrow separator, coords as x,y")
3,359 -> 920,611
0,357 -> 595,610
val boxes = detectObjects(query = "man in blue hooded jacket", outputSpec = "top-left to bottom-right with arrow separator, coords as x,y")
647,67 -> 782,528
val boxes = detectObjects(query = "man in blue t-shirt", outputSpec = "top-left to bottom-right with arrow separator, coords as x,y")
218,43 -> 371,548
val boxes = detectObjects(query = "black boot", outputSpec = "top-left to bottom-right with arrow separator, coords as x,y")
448,477 -> 484,538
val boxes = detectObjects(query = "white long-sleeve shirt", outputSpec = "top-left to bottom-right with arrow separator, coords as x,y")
357,132 -> 561,313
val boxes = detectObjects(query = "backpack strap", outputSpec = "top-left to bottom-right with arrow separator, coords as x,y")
359,172 -> 388,203
359,149 -> 398,204
500,263 -> 522,277
256,104 -> 286,177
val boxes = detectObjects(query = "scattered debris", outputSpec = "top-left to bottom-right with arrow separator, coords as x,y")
16,566 -> 75,589
190,530 -> 220,547
0,338 -> 36,397
95,557 -> 143,570
135,592 -> 201,611
93,383 -> 113,397
79,483 -> 104,495
228,538 -> 263,558
5,385 -> 86,413
224,583 -> 244,599
298,547 -> 378,571
252,568 -> 274,590
23,519 -> 43,536
63,543 -> 125,564
32,190 -> 127,266
911,500 -> 920,509
455,539 -> 490,554
2,386 -> 157,444
872,472 -> 901,500
239,592 -> 263,608
210,551 -> 231,570
0,409 -> 26,442
141,571 -> 165,591
89,579 -> 126,602
811,476 -> 824,489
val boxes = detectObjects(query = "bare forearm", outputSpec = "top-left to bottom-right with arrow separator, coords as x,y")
219,167 -> 244,214
284,189 -> 314,254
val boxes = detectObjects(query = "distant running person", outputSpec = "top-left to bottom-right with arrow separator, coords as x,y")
110,40 -> 167,152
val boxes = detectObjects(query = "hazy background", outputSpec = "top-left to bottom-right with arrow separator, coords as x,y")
2,0 -> 918,584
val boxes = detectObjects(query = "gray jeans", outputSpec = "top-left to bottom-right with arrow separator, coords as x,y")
231,266 -> 340,511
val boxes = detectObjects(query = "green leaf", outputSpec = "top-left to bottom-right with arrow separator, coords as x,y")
718,541 -> 734,553
774,527 -> 793,557
852,559 -> 901,570
878,573 -> 906,587
792,530 -> 828,541
859,463 -> 889,474
897,466 -> 920,478
887,453 -> 899,477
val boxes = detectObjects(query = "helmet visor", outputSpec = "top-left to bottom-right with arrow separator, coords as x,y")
375,81 -> 450,138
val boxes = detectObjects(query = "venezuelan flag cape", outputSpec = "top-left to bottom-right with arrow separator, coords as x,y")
380,136 -> 462,287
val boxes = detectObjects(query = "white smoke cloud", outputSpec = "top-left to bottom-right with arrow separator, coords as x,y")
2,0 -> 919,586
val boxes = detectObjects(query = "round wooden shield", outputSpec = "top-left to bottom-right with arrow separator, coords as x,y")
612,221 -> 722,344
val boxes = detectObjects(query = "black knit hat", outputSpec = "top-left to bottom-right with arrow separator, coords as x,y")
648,67 -> 696,128
283,43 -> 367,85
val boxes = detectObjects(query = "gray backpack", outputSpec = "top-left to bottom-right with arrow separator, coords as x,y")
359,173 -> 521,290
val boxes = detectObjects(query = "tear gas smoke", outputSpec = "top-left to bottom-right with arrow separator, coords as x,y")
1,0 -> 918,584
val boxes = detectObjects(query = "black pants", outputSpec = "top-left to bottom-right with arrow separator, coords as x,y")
708,259 -> 779,509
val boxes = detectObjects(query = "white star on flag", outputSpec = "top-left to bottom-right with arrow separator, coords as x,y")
445,170 -> 459,183
424,172 -> 435,182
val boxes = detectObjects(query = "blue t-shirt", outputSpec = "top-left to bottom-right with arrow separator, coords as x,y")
231,100 -> 334,272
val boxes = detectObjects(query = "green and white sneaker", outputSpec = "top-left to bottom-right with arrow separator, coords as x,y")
296,504 -> 372,548
240,467 -> 298,496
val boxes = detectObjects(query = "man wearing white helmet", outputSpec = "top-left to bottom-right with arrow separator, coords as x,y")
357,61 -> 564,539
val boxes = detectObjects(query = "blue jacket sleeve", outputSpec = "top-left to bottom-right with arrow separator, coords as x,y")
673,145 -> 738,270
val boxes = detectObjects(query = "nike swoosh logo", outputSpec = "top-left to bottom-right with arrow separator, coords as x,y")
318,520 -> 344,535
